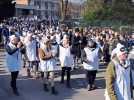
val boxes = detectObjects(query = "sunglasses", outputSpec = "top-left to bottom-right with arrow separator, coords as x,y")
120,47 -> 128,53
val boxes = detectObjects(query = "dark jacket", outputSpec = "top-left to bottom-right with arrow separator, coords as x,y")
71,35 -> 82,58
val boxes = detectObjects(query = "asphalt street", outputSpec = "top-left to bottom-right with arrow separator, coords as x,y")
0,50 -> 107,100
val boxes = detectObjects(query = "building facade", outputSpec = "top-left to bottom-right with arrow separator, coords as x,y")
34,0 -> 60,20
15,0 -> 61,21
68,2 -> 83,19
15,0 -> 83,22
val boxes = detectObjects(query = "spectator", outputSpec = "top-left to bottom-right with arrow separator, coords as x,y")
105,43 -> 133,100
71,28 -> 82,69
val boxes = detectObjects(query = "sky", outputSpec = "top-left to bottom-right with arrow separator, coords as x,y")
71,0 -> 85,3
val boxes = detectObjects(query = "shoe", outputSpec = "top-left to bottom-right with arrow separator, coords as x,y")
43,84 -> 49,92
10,82 -> 13,88
51,87 -> 58,95
60,80 -> 64,84
88,84 -> 96,91
88,85 -> 92,91
27,69 -> 32,78
13,88 -> 20,96
34,72 -> 39,79
91,84 -> 97,90
66,83 -> 71,88
33,74 -> 39,79
88,87 -> 92,91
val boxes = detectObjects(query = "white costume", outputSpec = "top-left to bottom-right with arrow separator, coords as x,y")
59,45 -> 74,68
83,47 -> 100,71
25,38 -> 38,61
39,46 -> 60,72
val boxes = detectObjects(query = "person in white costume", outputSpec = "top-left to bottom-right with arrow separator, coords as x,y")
59,34 -> 74,88
38,36 -> 59,95
82,39 -> 102,91
24,33 -> 39,78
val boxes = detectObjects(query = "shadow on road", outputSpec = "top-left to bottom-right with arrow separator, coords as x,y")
95,78 -> 105,89
0,72 -> 106,100
0,74 -> 79,100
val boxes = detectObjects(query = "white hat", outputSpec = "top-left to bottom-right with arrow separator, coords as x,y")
115,43 -> 126,56
111,43 -> 126,59
116,43 -> 124,51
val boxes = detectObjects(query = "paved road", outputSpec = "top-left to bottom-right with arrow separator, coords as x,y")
0,50 -> 105,100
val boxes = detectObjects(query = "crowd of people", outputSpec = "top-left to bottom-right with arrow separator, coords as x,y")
0,16 -> 134,100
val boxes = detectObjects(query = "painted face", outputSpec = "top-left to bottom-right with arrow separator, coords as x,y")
10,35 -> 18,45
63,38 -> 69,44
118,47 -> 128,61
63,35 -> 69,45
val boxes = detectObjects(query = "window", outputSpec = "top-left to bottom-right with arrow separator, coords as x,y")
45,2 -> 48,9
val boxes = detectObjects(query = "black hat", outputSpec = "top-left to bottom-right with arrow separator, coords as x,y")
75,28 -> 80,33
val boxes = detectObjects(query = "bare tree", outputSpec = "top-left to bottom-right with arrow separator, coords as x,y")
60,0 -> 68,21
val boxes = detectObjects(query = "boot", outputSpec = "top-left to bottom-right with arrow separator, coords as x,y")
66,76 -> 71,88
33,72 -> 39,79
41,72 -> 44,79
10,81 -> 13,88
43,84 -> 49,92
66,83 -> 71,88
27,69 -> 32,77
60,71 -> 65,84
12,88 -> 20,96
88,85 -> 92,91
60,77 -> 64,84
10,82 -> 19,96
51,86 -> 58,95
91,84 -> 97,90
60,79 -> 64,84
88,84 -> 95,91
